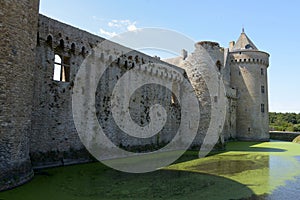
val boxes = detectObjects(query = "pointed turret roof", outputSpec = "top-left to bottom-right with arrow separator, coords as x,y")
232,29 -> 258,51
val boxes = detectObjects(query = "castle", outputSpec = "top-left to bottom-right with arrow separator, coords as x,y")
0,0 -> 269,190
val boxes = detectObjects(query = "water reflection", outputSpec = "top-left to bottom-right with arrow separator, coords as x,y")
167,141 -> 300,199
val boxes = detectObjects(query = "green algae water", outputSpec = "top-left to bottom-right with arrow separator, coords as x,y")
1,141 -> 300,200
167,141 -> 300,199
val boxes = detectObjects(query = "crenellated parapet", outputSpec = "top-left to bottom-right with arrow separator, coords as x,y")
229,50 -> 269,67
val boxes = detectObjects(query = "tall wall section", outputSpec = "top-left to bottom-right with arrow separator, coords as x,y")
0,0 -> 39,190
229,50 -> 269,140
223,48 -> 237,140
189,41 -> 225,146
31,15 -> 192,167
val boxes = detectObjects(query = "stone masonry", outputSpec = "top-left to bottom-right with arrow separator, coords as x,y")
0,1 -> 270,191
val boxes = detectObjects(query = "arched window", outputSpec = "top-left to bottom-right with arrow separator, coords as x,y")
53,54 -> 70,82
81,46 -> 86,56
171,81 -> 178,105
59,39 -> 64,49
46,35 -> 52,47
71,43 -> 76,53
53,54 -> 62,81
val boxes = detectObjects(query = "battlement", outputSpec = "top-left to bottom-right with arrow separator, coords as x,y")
229,50 -> 269,67
230,57 -> 269,66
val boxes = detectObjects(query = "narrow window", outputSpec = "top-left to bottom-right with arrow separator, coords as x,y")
62,57 -> 70,82
81,46 -> 86,57
261,85 -> 265,93
171,82 -> 177,105
46,35 -> 52,47
59,39 -> 64,49
261,68 -> 264,75
71,43 -> 76,53
53,54 -> 70,82
261,104 -> 265,113
214,96 -> 218,103
53,54 -> 62,81
216,60 -> 222,71
171,93 -> 176,104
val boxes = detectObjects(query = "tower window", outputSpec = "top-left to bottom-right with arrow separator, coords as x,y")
216,60 -> 222,71
171,94 -> 175,104
261,85 -> 265,93
261,104 -> 265,113
171,82 -> 177,105
261,68 -> 264,75
245,44 -> 253,49
53,54 -> 70,82
214,96 -> 218,103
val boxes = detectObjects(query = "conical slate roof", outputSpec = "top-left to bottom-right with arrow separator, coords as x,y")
232,29 -> 258,51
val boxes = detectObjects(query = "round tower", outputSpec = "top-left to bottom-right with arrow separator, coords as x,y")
0,0 -> 40,190
185,41 -> 227,149
229,30 -> 269,141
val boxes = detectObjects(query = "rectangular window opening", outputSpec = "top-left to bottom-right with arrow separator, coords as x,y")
261,104 -> 265,113
261,68 -> 264,75
53,54 -> 70,82
261,85 -> 265,93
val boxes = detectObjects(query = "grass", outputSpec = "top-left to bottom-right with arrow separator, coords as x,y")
1,141 -> 300,200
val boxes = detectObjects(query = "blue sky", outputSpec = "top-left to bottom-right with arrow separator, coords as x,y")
40,0 -> 300,113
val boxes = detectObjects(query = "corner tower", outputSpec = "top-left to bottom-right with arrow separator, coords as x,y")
0,0 -> 40,190
229,30 -> 269,141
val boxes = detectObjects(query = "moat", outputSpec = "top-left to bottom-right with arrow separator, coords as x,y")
0,141 -> 299,200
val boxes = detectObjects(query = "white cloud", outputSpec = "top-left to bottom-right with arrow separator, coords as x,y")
108,19 -> 137,31
127,23 -> 137,32
99,28 -> 117,38
98,19 -> 138,38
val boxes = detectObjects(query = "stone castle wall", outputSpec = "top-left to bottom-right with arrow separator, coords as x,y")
0,1 -> 270,191
30,15 -> 203,167
0,0 -> 39,191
